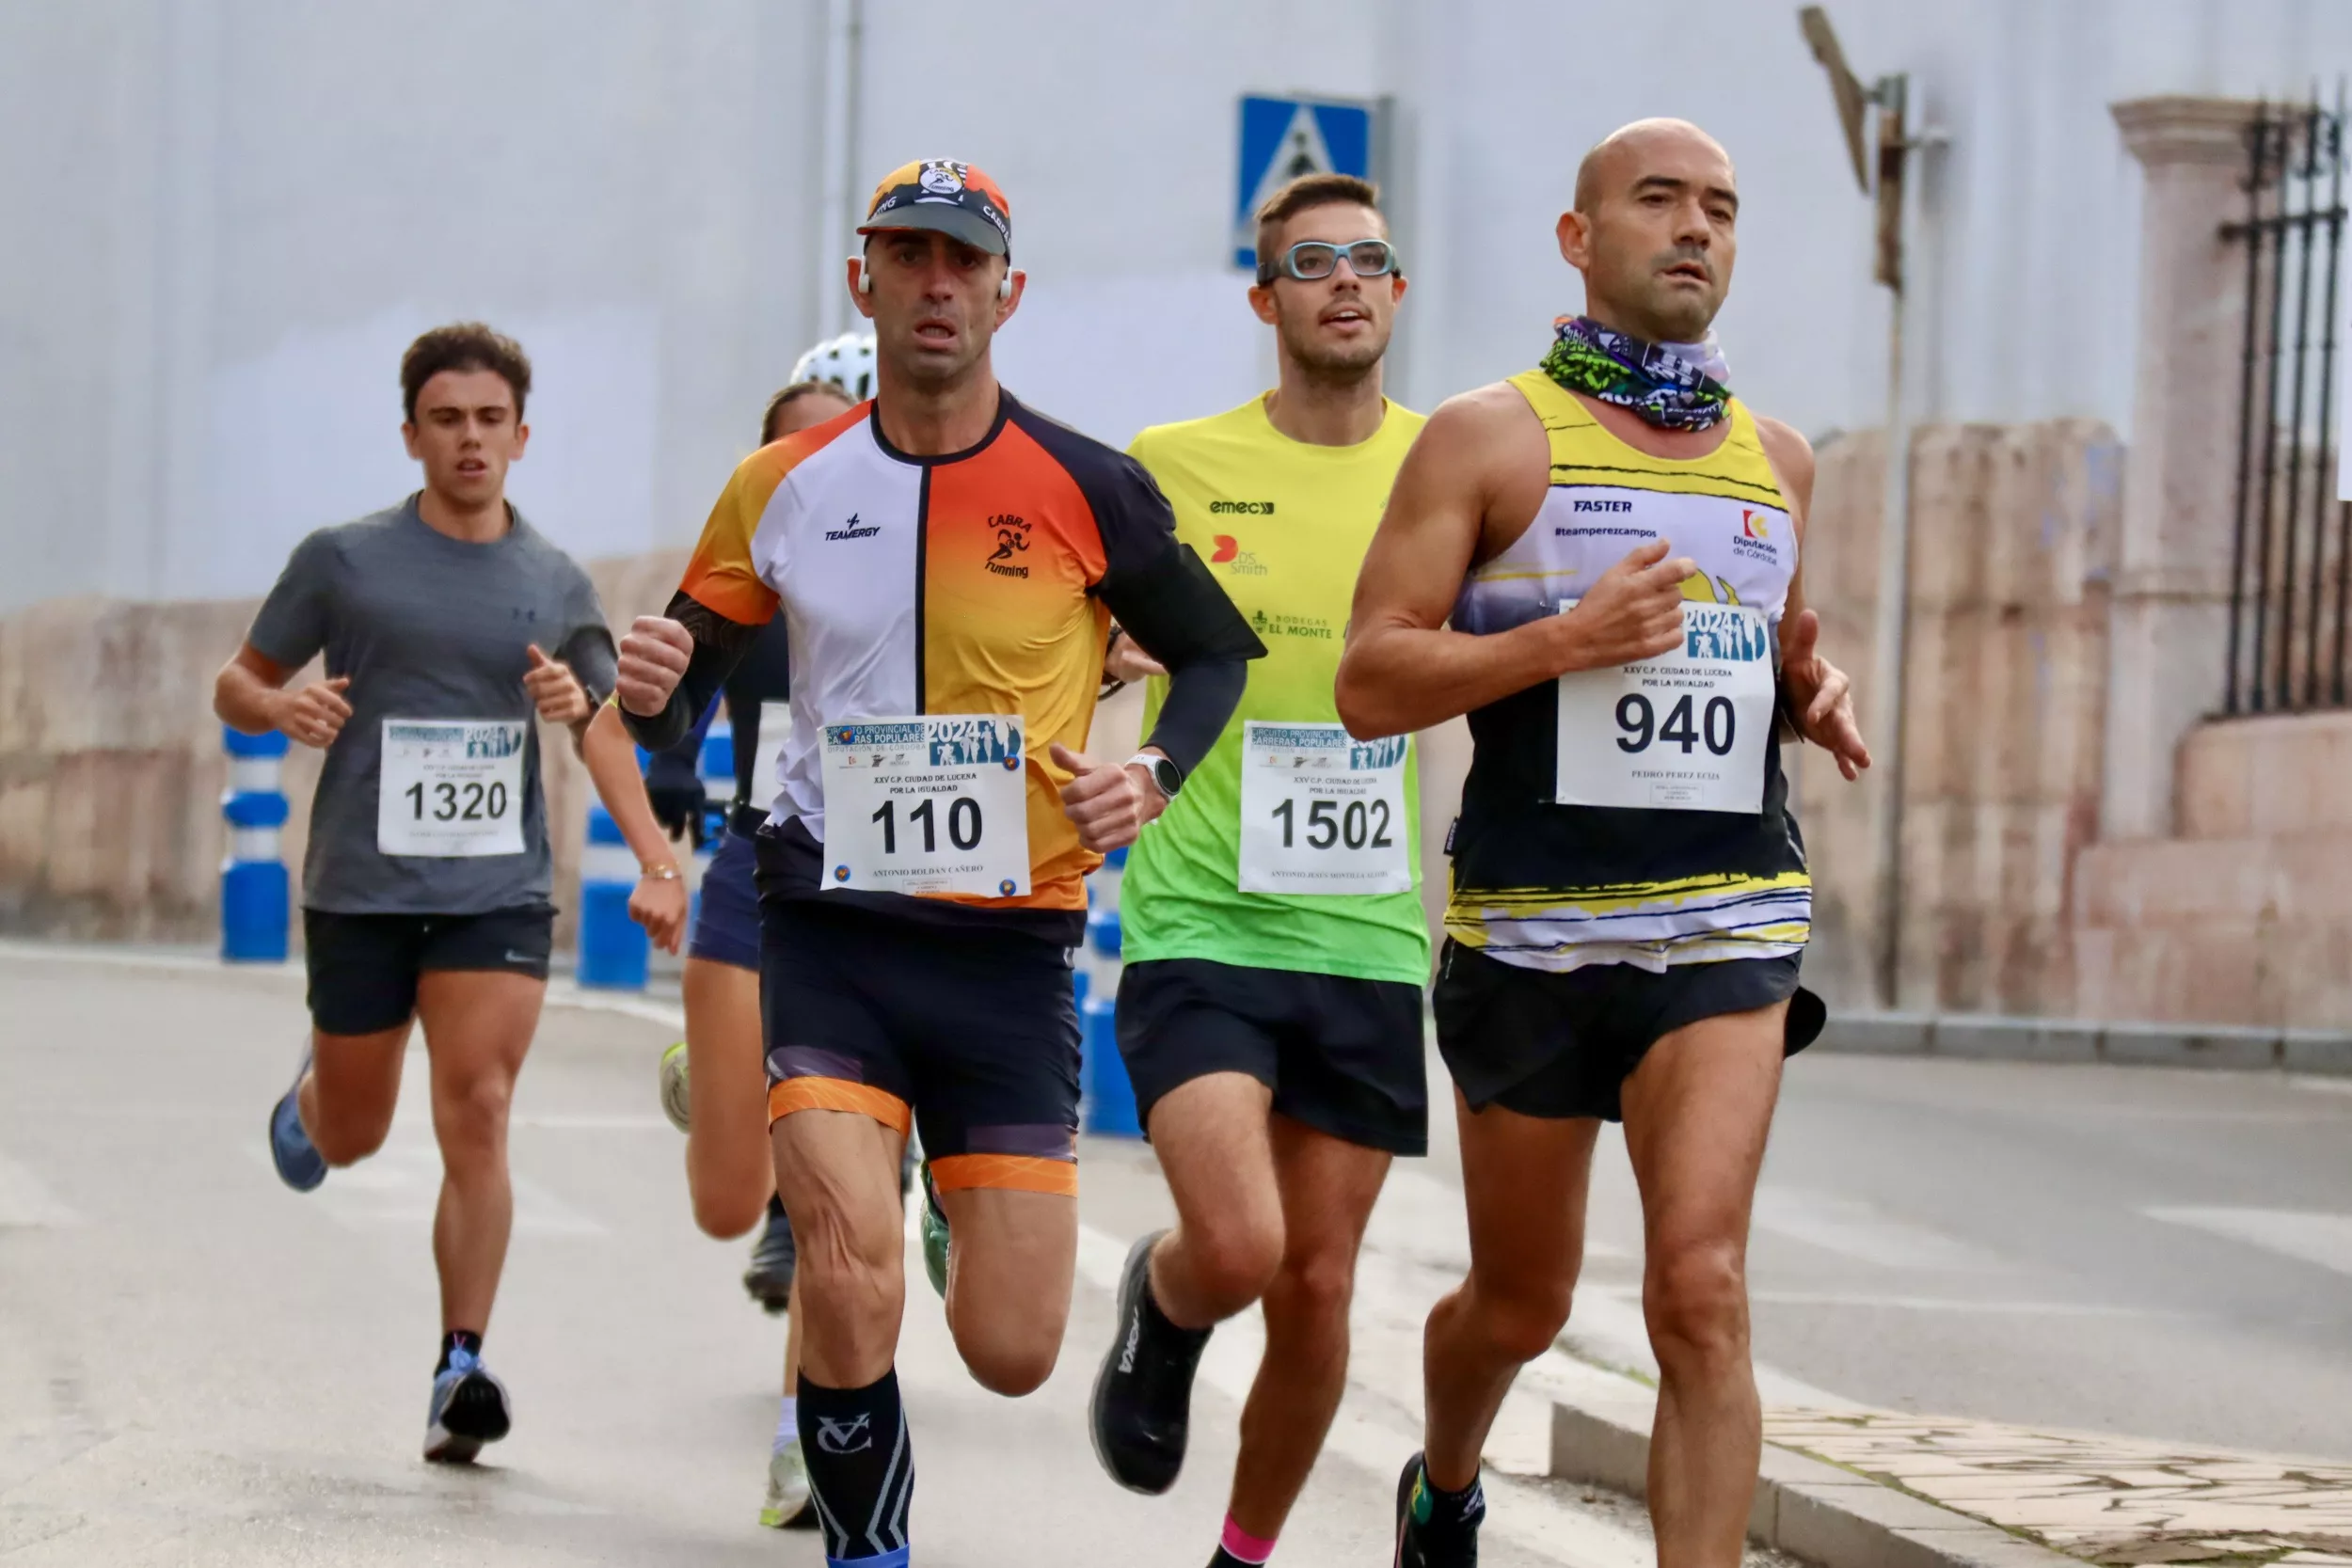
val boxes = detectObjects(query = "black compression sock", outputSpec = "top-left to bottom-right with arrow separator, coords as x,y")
1142,1254 -> 1212,1345
799,1368 -> 913,1566
437,1330 -> 483,1373
1415,1460 -> 1486,1532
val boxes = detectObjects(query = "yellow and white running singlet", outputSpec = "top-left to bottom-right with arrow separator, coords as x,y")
1444,370 -> 1810,973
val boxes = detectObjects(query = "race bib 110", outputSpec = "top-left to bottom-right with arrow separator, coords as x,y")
819,715 -> 1030,897
1237,721 -> 1413,895
377,719 -> 528,857
1553,601 -> 1774,814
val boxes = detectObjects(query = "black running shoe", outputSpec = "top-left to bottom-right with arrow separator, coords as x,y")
742,1197 -> 796,1314
1394,1452 -> 1484,1568
1089,1228 -> 1212,1495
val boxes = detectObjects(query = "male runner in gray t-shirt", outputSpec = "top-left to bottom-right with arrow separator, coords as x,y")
213,322 -> 617,1465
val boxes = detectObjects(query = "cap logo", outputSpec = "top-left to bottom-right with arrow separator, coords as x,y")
919,160 -> 968,196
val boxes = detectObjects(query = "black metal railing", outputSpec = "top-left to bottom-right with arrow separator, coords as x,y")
2224,90 -> 2350,714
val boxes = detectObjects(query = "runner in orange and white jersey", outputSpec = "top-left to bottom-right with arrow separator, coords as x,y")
616,158 -> 1262,1568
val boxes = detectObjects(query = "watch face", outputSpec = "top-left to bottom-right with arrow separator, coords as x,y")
1152,758 -> 1183,797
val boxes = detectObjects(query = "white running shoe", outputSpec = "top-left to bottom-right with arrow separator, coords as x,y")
760,1437 -> 816,1529
657,1040 -> 691,1133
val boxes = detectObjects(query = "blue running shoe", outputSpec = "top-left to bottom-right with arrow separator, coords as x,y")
423,1346 -> 512,1464
268,1050 -> 327,1193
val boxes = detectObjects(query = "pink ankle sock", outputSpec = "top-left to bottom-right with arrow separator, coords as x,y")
1221,1515 -> 1278,1565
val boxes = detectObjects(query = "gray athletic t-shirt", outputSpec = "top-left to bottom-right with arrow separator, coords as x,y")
246,496 -> 619,915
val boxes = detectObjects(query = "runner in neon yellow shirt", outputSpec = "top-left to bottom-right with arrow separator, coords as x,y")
1088,172 -> 1430,1568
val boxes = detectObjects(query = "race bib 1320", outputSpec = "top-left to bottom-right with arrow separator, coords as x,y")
377,719 -> 528,857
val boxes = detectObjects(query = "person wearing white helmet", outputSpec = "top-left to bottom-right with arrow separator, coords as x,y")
576,365 -> 862,1531
788,331 -> 878,404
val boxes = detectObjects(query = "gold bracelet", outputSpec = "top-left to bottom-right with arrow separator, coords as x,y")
640,864 -> 682,882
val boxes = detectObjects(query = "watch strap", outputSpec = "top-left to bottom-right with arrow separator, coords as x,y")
1124,752 -> 1181,799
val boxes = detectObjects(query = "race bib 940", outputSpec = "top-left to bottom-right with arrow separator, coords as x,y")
820,715 -> 1030,897
377,719 -> 528,857
1553,601 -> 1775,814
1237,721 -> 1413,895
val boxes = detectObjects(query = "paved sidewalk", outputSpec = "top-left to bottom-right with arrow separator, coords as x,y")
1767,1411 -> 2352,1566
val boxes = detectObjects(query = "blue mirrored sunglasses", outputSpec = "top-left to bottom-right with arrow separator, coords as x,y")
1256,238 -> 1401,285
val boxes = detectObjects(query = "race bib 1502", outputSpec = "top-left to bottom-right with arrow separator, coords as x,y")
1553,601 -> 1774,814
1237,721 -> 1413,895
819,715 -> 1030,897
377,719 -> 528,857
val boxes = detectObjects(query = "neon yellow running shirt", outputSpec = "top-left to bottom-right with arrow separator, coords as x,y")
1120,394 -> 1431,984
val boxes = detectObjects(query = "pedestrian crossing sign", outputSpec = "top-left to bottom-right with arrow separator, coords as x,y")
1233,95 -> 1376,270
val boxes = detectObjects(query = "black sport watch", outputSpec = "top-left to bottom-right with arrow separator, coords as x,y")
1125,752 -> 1184,800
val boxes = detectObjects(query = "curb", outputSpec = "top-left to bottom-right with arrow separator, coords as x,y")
1549,1383 -> 2082,1568
1815,1011 -> 2352,1075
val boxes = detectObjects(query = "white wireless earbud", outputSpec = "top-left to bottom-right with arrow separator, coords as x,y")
859,260 -> 875,295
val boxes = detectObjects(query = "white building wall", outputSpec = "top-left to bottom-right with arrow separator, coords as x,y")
3,0 -> 2348,612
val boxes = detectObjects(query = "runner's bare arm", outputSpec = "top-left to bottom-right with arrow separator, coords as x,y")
1754,416 -> 1869,778
580,701 -> 688,951
582,701 -> 685,872
213,643 -> 352,749
1336,388 -> 1692,739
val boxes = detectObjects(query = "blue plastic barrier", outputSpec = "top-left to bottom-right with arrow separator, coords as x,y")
1079,845 -> 1141,1136
577,804 -> 648,989
221,727 -> 291,962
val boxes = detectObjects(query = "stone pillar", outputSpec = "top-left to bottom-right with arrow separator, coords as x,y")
2102,97 -> 2258,838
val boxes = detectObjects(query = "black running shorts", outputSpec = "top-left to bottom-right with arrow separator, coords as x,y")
1115,958 -> 1429,1155
302,904 -> 555,1037
754,857 -> 1080,1198
1431,942 -> 1824,1123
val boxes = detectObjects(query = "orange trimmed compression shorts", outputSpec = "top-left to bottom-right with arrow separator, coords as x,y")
756,880 -> 1080,1198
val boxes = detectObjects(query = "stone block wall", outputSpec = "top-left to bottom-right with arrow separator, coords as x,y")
2074,712 -> 2352,1027
0,547 -> 1468,965
0,550 -> 688,950
1796,419 -> 2122,1016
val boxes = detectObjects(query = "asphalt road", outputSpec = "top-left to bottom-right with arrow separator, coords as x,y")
5,946 -> 2348,1566
1725,1052 -> 2352,1456
0,951 -> 1645,1568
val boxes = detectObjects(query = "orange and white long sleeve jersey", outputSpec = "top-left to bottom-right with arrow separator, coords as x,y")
624,392 -> 1265,943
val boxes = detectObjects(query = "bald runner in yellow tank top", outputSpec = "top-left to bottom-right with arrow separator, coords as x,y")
1336,119 -> 1876,1568
1444,370 -> 1810,971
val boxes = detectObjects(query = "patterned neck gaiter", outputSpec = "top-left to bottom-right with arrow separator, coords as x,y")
1539,315 -> 1732,432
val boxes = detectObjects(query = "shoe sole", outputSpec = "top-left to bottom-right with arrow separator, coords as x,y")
1088,1227 -> 1176,1496
424,1371 -> 512,1465
423,1425 -> 482,1465
657,1043 -> 691,1134
1393,1452 -> 1421,1568
919,1164 -> 949,1300
760,1500 -> 819,1530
